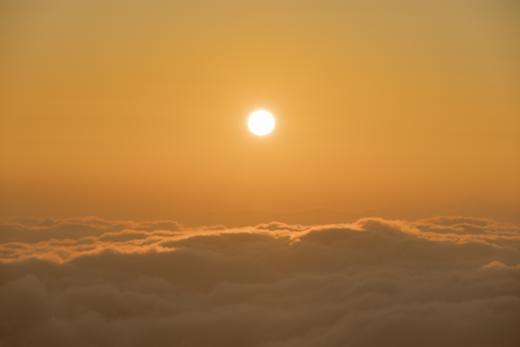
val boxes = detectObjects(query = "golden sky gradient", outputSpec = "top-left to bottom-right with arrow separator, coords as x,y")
1,0 -> 519,225
1,4 -> 520,345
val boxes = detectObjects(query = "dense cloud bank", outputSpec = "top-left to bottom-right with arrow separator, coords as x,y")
1,217 -> 519,346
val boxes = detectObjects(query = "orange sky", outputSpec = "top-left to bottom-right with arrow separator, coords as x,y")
1,0 -> 519,225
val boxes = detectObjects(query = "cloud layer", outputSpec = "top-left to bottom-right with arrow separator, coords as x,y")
1,217 -> 519,346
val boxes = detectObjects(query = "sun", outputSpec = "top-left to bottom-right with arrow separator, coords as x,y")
248,110 -> 276,136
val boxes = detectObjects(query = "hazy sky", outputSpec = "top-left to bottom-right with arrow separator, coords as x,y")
1,3 -> 520,346
1,0 -> 519,225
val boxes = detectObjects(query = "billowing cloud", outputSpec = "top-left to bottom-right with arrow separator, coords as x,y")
0,217 -> 519,346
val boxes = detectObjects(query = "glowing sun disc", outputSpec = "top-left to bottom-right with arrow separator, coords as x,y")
248,110 -> 276,136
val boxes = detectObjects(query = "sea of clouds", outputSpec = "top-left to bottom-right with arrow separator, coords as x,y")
1,216 -> 519,346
